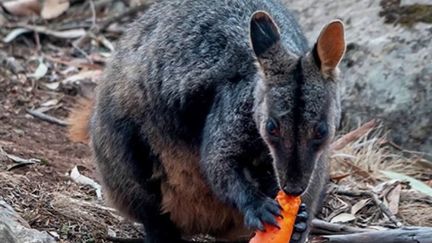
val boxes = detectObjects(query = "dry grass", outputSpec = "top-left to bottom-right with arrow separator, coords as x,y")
323,123 -> 432,228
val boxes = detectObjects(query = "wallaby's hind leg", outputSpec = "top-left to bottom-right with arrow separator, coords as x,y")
105,182 -> 187,243
91,113 -> 186,243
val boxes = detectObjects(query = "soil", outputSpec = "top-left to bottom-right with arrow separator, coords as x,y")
1,1 -> 432,242
0,44 -> 141,242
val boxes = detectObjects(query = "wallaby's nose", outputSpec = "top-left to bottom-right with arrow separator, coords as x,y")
283,185 -> 305,196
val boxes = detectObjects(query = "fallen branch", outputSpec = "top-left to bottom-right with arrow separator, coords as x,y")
311,219 -> 371,235
315,227 -> 432,243
335,190 -> 402,227
26,109 -> 69,127
331,120 -> 378,151
0,147 -> 40,170
4,24 -> 85,42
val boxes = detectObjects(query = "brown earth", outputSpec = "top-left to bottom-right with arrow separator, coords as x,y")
1,1 -> 431,242
0,44 -> 142,242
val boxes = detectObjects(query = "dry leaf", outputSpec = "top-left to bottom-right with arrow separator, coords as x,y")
2,0 -> 40,16
330,213 -> 356,223
381,170 -> 432,197
97,35 -> 115,52
351,199 -> 371,215
70,166 -> 102,199
41,99 -> 60,107
3,28 -> 32,43
41,0 -> 70,20
62,70 -> 102,85
386,184 -> 401,215
330,173 -> 351,182
373,180 -> 401,196
42,81 -> 60,90
30,58 -> 48,80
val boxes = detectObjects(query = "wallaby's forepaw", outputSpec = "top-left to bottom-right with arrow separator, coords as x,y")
290,203 -> 309,243
244,196 -> 282,231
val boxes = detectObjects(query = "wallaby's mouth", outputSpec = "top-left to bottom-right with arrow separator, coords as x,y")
282,184 -> 305,196
279,170 -> 313,196
282,179 -> 309,196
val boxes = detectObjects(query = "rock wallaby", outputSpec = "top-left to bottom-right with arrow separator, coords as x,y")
68,0 -> 346,242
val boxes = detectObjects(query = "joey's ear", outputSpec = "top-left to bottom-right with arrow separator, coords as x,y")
313,20 -> 346,76
250,11 -> 281,59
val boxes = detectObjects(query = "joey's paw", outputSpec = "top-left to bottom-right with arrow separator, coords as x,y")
290,203 -> 309,243
244,197 -> 282,231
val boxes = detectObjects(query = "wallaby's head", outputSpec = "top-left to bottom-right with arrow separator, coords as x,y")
250,12 -> 346,196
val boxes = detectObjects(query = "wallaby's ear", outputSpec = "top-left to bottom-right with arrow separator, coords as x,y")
313,20 -> 346,76
250,11 -> 281,58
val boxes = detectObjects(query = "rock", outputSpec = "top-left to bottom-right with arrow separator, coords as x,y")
287,0 -> 432,155
0,200 -> 55,243
0,50 -> 25,74
401,0 -> 431,6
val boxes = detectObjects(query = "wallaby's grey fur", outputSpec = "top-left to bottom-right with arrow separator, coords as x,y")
80,0 -> 346,242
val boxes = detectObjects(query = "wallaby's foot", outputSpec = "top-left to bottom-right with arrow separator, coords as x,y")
290,203 -> 309,243
243,195 -> 282,231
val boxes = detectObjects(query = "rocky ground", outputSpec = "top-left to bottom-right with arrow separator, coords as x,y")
0,0 -> 431,242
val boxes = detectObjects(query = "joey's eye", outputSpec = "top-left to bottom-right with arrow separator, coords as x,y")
266,118 -> 280,137
314,122 -> 328,140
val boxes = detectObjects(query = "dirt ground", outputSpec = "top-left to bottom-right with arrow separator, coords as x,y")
0,1 -> 431,243
0,44 -> 142,241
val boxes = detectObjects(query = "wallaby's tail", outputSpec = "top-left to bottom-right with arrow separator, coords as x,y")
68,98 -> 94,144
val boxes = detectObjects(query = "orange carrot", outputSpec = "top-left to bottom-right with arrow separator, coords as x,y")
249,191 -> 301,243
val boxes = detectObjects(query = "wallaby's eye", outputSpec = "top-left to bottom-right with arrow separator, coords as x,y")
266,118 -> 280,137
314,122 -> 328,140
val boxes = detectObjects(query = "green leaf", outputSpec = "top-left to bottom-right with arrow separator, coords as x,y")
381,170 -> 432,197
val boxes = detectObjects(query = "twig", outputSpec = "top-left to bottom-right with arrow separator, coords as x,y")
26,109 -> 69,127
311,219 -> 371,235
0,147 -> 40,171
338,158 -> 377,184
315,227 -> 432,243
5,154 -> 41,165
99,2 -> 152,31
33,31 -> 41,51
331,120 -> 378,151
7,162 -> 36,171
8,24 -> 86,39
89,0 -> 97,28
335,190 -> 402,227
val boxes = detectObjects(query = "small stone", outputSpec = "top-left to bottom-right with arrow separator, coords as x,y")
0,200 -> 55,243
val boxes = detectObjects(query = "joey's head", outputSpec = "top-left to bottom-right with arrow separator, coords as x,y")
250,12 -> 346,196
